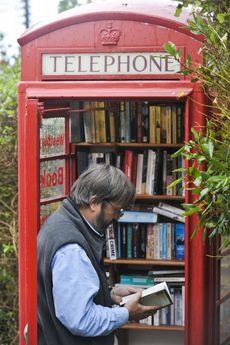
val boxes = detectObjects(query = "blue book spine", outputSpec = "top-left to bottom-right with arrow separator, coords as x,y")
175,223 -> 185,260
118,211 -> 158,223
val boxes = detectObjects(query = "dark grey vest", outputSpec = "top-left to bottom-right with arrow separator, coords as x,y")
37,198 -> 114,345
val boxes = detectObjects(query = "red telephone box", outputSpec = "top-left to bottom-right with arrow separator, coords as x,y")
17,1 -> 214,345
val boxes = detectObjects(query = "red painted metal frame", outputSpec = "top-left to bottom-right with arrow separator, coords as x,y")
18,98 -> 40,345
18,80 -> 212,345
17,1 -> 213,344
184,89 -> 210,345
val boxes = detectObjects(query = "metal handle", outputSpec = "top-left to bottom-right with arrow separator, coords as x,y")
23,323 -> 28,345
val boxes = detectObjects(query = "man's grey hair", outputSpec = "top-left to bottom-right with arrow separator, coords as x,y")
70,164 -> 135,208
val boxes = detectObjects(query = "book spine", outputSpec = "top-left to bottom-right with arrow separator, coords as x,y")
121,224 -> 127,258
106,224 -> 117,260
132,223 -> 140,258
123,150 -> 133,181
152,206 -> 184,223
139,224 -> 147,258
158,202 -> 184,216
126,223 -> 133,259
130,102 -> 138,143
155,106 -> 161,144
165,105 -> 172,144
166,223 -> 172,260
146,224 -> 154,259
125,102 -> 131,143
161,223 -> 167,260
142,102 -> 149,143
174,288 -> 183,325
172,105 -> 177,144
161,106 -> 167,143
175,223 -> 185,260
136,153 -> 143,194
120,101 -> 126,143
153,224 -> 160,259
149,105 -> 156,144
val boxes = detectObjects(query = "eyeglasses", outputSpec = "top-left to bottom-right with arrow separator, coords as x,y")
104,200 -> 124,219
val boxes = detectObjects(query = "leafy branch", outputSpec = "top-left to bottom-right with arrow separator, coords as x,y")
165,0 -> 230,249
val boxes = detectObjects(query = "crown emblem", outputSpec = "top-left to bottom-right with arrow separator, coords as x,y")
99,23 -> 121,45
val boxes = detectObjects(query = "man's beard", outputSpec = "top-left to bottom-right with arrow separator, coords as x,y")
91,208 -> 113,234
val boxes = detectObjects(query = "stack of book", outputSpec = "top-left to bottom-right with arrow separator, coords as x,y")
70,101 -> 185,145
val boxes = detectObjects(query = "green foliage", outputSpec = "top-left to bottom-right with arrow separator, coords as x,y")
0,39 -> 20,344
165,0 -> 230,249
58,0 -> 80,13
58,0 -> 94,13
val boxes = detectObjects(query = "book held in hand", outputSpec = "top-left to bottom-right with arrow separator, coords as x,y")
120,282 -> 173,309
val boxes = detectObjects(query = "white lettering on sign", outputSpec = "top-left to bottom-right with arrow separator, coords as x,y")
42,52 -> 180,76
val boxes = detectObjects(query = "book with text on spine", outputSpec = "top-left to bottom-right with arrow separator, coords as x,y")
120,282 -> 173,308
152,206 -> 185,223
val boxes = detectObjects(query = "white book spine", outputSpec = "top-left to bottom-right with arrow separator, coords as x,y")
152,206 -> 185,223
153,311 -> 160,326
158,202 -> 184,216
174,288 -> 182,326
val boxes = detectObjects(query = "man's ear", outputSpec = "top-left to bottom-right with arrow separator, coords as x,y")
88,195 -> 99,212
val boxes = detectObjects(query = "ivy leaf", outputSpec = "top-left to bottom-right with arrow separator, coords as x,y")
163,42 -> 181,60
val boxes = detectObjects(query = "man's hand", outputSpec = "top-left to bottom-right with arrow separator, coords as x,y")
110,285 -> 142,304
123,290 -> 159,321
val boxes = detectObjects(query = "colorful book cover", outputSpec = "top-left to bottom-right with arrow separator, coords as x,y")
175,223 -> 185,260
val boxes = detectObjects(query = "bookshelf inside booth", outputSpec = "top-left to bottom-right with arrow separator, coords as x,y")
70,98 -> 186,335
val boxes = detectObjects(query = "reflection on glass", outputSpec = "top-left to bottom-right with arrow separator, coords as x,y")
219,240 -> 230,344
219,298 -> 230,344
40,159 -> 65,200
40,117 -> 65,157
220,253 -> 230,298
40,201 -> 62,226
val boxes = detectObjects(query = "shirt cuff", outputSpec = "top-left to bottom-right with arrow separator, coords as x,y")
112,306 -> 129,327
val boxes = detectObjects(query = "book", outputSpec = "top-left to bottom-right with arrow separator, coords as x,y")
83,101 -> 95,143
142,102 -> 149,143
145,149 -> 156,195
125,102 -> 131,143
135,153 -> 144,194
154,277 -> 185,283
120,282 -> 173,308
158,202 -> 184,216
148,269 -> 185,276
149,105 -> 156,144
175,223 -> 185,260
120,275 -> 154,286
118,211 -> 158,223
132,223 -> 140,258
152,206 -> 185,223
146,224 -> 154,259
123,150 -> 134,181
106,224 -> 117,260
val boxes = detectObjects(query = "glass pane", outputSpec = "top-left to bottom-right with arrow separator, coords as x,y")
40,159 -> 65,200
220,252 -> 230,298
40,117 -> 65,157
219,298 -> 230,344
40,201 -> 62,226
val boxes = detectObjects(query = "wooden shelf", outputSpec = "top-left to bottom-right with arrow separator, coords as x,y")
104,258 -> 185,266
135,194 -> 184,201
73,142 -> 183,148
121,323 -> 184,331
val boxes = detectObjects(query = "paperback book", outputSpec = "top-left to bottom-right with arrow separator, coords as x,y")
120,282 -> 173,308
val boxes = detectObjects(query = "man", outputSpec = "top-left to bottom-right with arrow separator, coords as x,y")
37,164 -> 158,345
